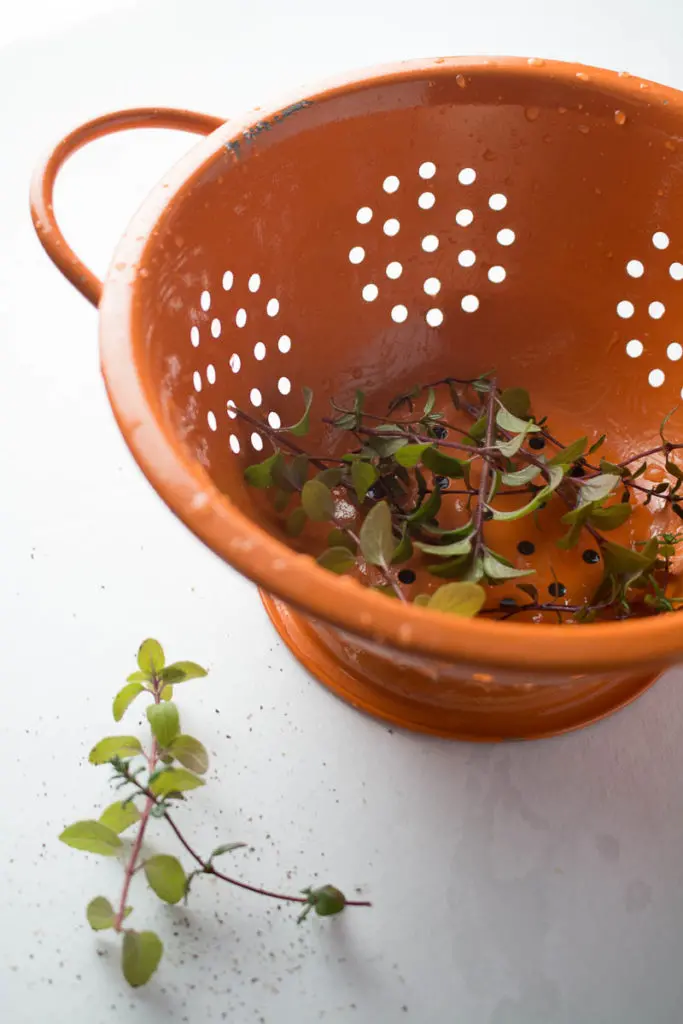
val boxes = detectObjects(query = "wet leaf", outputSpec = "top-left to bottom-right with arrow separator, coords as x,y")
492,466 -> 564,521
501,464 -> 541,486
466,415 -> 488,443
137,639 -> 164,675
602,541 -> 657,577
579,474 -> 620,504
144,855 -> 187,905
301,479 -> 335,521
89,736 -> 143,764
394,443 -> 431,468
122,930 -> 163,988
160,661 -> 207,684
588,434 -> 607,455
359,501 -> 394,567
422,447 -> 465,477
587,503 -> 633,530
317,546 -> 356,574
416,537 -> 472,558
496,428 -> 533,458
427,554 -> 471,578
168,735 -> 209,774
146,703 -> 180,749
427,582 -> 486,616
547,437 -> 587,467
113,682 -> 145,722
351,460 -> 379,501
391,526 -> 414,565
99,800 -> 141,834
482,552 -> 535,580
407,486 -> 441,525
496,407 -> 540,434
413,594 -> 431,606
500,387 -> 531,419
244,452 -> 282,488
59,820 -> 122,856
283,387 -> 313,436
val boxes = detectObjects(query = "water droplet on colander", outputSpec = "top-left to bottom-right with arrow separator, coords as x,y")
558,106 -> 567,114
139,268 -> 149,278
434,57 -> 445,64
618,70 -> 632,78
482,148 -> 496,162
614,110 -> 627,126
576,72 -> 591,81
527,57 -> 545,67
456,74 -> 467,88
114,261 -> 126,271
665,139 -> 677,151
524,106 -> 541,122
578,125 -> 590,135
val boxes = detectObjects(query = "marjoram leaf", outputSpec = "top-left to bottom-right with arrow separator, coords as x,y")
168,735 -> 210,774
359,501 -> 394,568
210,842 -> 247,859
146,702 -> 180,748
482,552 -> 535,580
317,546 -> 357,574
351,460 -> 379,502
113,682 -> 145,722
284,387 -> 314,436
89,736 -> 143,764
427,582 -> 487,617
159,661 -> 208,684
149,767 -> 205,798
144,855 -> 187,905
137,639 -> 165,675
59,820 -> 122,856
122,930 -> 164,988
86,896 -> 116,931
301,479 -> 335,521
244,452 -> 282,488
99,800 -> 141,834
579,474 -> 620,504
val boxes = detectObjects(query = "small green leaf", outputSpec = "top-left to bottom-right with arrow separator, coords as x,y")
159,661 -> 208,684
316,467 -> 343,488
89,736 -> 143,765
423,388 -> 436,415
113,683 -> 145,722
547,437 -> 587,467
422,447 -> 465,477
137,639 -> 165,675
602,541 -> 657,576
312,885 -> 346,917
328,528 -> 356,552
210,842 -> 247,859
160,684 -> 173,701
427,554 -> 471,578
59,820 -> 122,856
126,671 -> 150,684
496,407 -> 540,434
413,593 -> 431,606
422,520 -> 473,541
598,459 -> 627,477
427,582 -> 486,616
168,735 -> 209,774
244,451 -> 283,488
466,414 -> 488,443
122,930 -> 163,988
394,443 -> 431,468
301,479 -> 335,522
99,800 -> 141,834
407,486 -> 441,525
144,855 -> 187,905
415,537 -> 472,558
359,501 -> 394,568
492,466 -> 564,521
500,387 -> 531,419
660,406 -> 677,444
317,546 -> 356,574
367,430 -> 409,457
579,474 -> 620,504
588,434 -> 607,455
351,460 -> 379,501
391,526 -> 414,565
146,703 -> 180,748
501,464 -> 542,486
149,767 -> 205,798
496,429 -> 531,458
286,506 -> 307,536
86,896 -> 116,931
516,583 -> 539,603
587,503 -> 632,530
483,552 -> 535,581
283,387 -> 313,436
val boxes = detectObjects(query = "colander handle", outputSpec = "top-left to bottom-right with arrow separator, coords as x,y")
30,107 -> 224,307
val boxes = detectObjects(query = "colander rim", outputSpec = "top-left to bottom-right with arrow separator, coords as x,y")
99,55 -> 683,675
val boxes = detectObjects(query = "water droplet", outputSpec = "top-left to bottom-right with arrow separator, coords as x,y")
542,133 -> 552,143
139,267 -> 149,278
639,82 -> 650,90
558,106 -> 567,114
527,57 -> 545,67
578,125 -> 590,134
576,72 -> 591,82
455,73 -> 467,89
614,110 -> 627,126
665,139 -> 677,151
482,148 -> 496,162
618,70 -> 632,78
434,57 -> 445,64
525,106 -> 541,122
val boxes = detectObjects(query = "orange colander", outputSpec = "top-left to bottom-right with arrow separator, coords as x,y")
31,57 -> 683,741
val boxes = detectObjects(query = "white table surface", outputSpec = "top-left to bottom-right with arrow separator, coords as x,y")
4,1 -> 683,1021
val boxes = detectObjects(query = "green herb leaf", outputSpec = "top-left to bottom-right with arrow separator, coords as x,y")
588,434 -> 607,455
311,885 -> 347,918
168,735 -> 209,774
137,639 -> 165,675
99,800 -> 141,834
273,488 -> 290,512
59,820 -> 122,856
126,671 -> 149,684
351,460 -> 379,501
391,526 -> 414,565
422,447 -> 465,477
427,554 -> 471,578
283,387 -> 313,436
159,661 -> 208,684
160,685 -> 173,701
500,387 -> 531,419
421,520 -> 474,541
301,479 -> 335,521
496,407 -> 541,434
660,406 -> 677,445
413,594 -> 431,606
149,767 -> 205,798
367,430 -> 409,457
144,855 -> 187,905
328,528 -> 356,552
244,452 -> 283,488
587,503 -> 632,530
86,896 -> 116,931
407,486 -> 441,525
602,541 -> 657,576
315,468 -> 342,488
317,546 -> 356,574
286,506 -> 308,536
482,551 -> 535,580
416,537 -> 472,558
501,464 -> 541,486
394,443 -> 431,468
146,703 -> 180,748
113,683 -> 145,722
579,474 -> 620,504
547,437 -> 587,467
491,466 -> 564,521
516,583 -> 539,603
466,415 -> 488,443
427,582 -> 486,616
122,930 -> 163,988
210,842 -> 247,859
359,501 -> 394,567
423,388 -> 436,415
89,736 -> 143,765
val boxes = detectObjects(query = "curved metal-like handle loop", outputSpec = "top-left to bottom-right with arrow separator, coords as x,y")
30,107 -> 224,307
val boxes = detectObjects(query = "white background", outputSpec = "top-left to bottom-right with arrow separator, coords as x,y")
3,1 -> 683,1021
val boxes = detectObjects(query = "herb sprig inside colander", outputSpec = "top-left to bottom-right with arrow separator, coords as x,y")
239,375 -> 683,623
59,639 -> 370,988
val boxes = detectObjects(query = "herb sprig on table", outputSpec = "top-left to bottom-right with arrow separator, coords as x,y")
240,374 -> 683,622
59,639 -> 370,987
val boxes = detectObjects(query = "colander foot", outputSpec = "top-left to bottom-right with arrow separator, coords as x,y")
260,591 -> 661,741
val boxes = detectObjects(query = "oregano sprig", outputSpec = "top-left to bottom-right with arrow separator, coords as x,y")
59,639 -> 370,987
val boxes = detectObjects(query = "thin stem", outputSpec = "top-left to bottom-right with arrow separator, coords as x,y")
472,380 -> 498,564
233,407 -> 335,470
